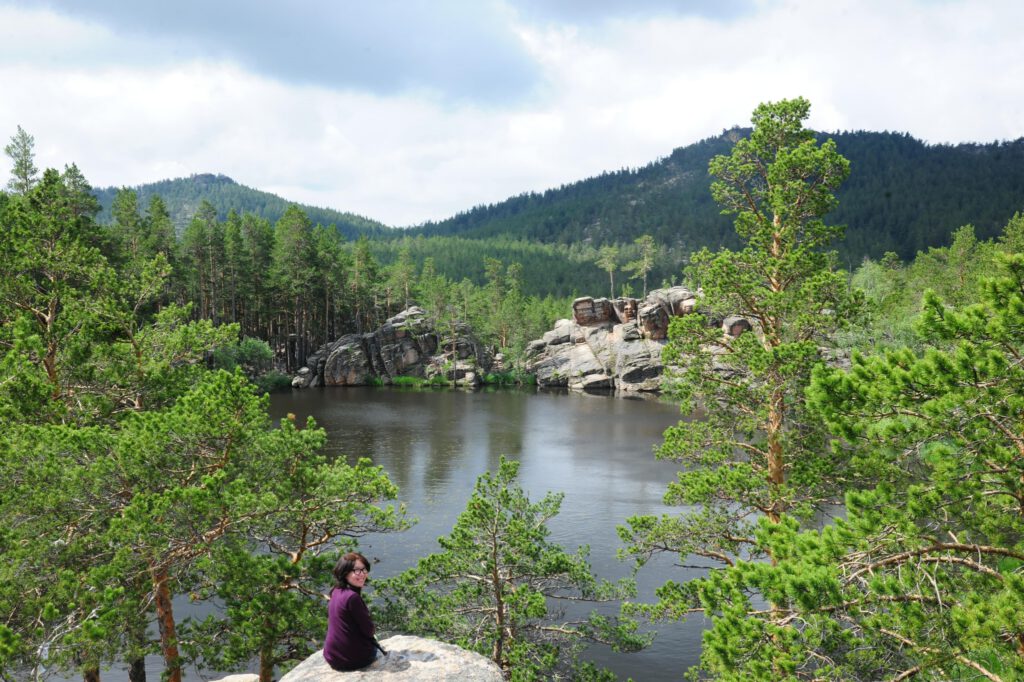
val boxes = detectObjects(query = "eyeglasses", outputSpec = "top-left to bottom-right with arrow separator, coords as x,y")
351,567 -> 369,575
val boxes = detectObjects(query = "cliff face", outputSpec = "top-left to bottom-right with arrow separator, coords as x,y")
524,286 -> 700,392
291,307 -> 493,389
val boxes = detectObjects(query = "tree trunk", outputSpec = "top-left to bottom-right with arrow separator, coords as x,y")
766,386 -> 785,524
259,644 -> 275,682
490,534 -> 506,671
150,564 -> 182,682
127,656 -> 146,682
83,665 -> 100,682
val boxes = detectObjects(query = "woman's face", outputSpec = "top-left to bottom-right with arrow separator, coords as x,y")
346,560 -> 369,589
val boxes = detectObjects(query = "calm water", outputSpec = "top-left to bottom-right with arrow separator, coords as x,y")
60,387 -> 709,681
268,387 -> 708,681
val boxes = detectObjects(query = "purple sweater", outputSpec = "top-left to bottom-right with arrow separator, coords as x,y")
323,585 -> 377,670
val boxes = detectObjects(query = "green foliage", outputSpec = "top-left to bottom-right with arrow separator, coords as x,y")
211,336 -> 274,376
624,235 -> 657,297
4,125 -> 38,194
253,369 -> 293,394
482,371 -> 525,386
842,219 -> 1016,353
0,161 -> 409,682
683,216 -> 1024,679
391,375 -> 428,387
595,244 -> 620,299
622,99 -> 861,677
377,457 -> 647,680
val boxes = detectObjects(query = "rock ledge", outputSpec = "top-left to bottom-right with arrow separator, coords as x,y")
276,636 -> 503,681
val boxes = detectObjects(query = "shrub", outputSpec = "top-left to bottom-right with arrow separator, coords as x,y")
253,371 -> 292,394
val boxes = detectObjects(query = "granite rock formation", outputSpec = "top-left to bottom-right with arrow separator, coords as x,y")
292,307 -> 493,389
525,286 -> 707,392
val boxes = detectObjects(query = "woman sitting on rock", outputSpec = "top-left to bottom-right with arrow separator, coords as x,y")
324,551 -> 382,671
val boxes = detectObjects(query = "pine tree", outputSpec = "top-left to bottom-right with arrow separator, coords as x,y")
624,234 -> 656,297
4,125 -> 38,194
620,98 -> 858,655
595,245 -> 619,299
377,458 -> 646,681
687,238 -> 1024,680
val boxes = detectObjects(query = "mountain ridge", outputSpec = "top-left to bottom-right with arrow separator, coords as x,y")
94,129 -> 1024,265
410,129 -> 1024,262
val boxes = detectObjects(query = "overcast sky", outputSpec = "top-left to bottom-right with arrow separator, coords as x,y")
2,0 -> 1021,226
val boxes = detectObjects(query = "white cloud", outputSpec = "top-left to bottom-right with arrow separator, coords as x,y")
1,0 -> 1022,226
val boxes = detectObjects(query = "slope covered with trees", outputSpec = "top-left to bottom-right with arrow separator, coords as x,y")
412,130 -> 1024,265
94,173 -> 391,240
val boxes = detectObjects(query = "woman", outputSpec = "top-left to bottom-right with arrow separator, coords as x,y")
323,551 -> 380,671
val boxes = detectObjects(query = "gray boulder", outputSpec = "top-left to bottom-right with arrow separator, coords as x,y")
528,342 -> 573,387
278,636 -> 502,682
324,335 -> 373,386
613,337 -> 664,392
541,318 -> 573,346
722,315 -> 753,338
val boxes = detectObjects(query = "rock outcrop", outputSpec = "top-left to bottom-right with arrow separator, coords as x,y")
292,308 -> 493,389
525,286 -> 704,392
278,636 -> 503,682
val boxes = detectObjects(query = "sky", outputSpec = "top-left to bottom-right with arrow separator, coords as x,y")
1,0 -> 1021,227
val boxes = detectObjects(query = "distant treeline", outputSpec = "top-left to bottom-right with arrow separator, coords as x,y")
91,131 -> 1024,297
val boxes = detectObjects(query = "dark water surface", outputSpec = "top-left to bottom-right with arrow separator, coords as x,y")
61,387 -> 708,681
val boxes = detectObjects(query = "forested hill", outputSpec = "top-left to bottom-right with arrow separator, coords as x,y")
93,173 -> 393,240
410,130 -> 1024,263
92,131 -> 1024,266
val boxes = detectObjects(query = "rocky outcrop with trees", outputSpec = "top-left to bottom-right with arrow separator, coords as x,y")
524,286 -> 703,391
291,307 -> 494,389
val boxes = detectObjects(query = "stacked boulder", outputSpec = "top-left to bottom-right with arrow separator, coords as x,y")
292,307 -> 493,389
525,286 -> 701,392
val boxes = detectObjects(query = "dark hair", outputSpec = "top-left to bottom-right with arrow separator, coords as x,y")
333,551 -> 371,588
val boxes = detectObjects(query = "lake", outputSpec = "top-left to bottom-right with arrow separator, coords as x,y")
57,386 -> 708,681
267,387 -> 707,681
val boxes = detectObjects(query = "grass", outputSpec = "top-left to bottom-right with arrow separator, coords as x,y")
392,376 -> 427,387
482,371 -> 536,386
